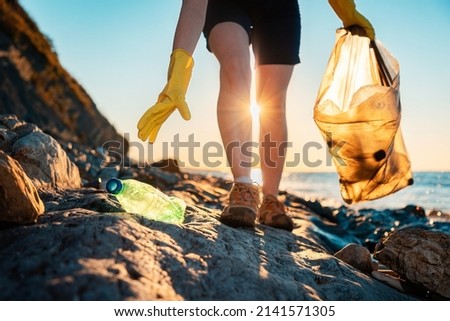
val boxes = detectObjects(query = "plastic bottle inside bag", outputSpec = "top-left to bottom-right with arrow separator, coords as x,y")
106,178 -> 185,224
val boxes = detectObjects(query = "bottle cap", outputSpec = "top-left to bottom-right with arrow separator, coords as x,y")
106,178 -> 123,194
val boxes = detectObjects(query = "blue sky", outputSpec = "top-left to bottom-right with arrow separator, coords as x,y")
20,0 -> 450,172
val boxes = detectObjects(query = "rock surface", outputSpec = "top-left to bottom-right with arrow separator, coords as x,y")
374,228 -> 450,299
0,150 -> 44,224
0,186 -> 413,300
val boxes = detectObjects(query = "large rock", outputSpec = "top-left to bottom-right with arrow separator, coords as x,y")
334,243 -> 377,274
1,114 -> 82,189
0,0 -> 127,153
374,228 -> 450,299
0,150 -> 44,223
8,127 -> 81,190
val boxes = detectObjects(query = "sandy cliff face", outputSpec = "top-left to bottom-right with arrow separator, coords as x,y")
0,0 -> 127,152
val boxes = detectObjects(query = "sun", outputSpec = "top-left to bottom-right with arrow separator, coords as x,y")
250,100 -> 260,125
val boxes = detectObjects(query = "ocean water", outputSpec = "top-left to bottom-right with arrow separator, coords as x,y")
192,169 -> 450,213
192,169 -> 450,248
279,171 -> 450,213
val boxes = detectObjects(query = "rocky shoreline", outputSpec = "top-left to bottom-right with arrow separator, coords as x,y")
2,0 -> 448,301
1,115 -> 449,300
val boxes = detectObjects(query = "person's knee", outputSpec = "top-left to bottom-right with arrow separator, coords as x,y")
220,56 -> 251,86
257,94 -> 287,114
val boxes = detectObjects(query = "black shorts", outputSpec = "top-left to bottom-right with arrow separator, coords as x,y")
203,0 -> 301,65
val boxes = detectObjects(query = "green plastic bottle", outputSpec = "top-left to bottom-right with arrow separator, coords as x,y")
106,178 -> 185,224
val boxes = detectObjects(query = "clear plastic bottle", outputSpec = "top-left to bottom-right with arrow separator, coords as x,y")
106,178 -> 185,224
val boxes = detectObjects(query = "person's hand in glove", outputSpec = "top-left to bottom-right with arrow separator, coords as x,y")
137,49 -> 194,143
328,0 -> 375,40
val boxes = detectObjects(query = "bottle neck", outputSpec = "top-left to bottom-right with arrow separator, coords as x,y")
106,178 -> 124,195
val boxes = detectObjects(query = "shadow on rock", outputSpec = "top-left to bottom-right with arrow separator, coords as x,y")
0,209 -> 182,300
132,204 -> 413,301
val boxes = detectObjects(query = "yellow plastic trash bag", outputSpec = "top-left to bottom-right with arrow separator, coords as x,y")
314,27 -> 413,204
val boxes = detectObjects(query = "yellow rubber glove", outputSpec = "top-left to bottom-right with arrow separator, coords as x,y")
137,49 -> 194,143
328,0 -> 375,40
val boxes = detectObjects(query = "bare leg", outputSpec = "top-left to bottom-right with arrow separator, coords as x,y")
256,64 -> 294,197
208,22 -> 252,180
208,22 -> 260,228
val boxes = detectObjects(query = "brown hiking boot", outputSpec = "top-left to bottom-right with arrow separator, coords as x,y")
258,194 -> 294,231
220,182 -> 261,228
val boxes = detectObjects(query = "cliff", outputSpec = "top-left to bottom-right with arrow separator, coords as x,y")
0,0 -> 127,152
